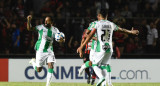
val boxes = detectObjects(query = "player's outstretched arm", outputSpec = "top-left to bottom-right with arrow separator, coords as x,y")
27,15 -> 35,31
117,27 -> 139,35
77,28 -> 96,57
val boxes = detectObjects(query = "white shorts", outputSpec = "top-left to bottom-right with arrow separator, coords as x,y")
89,49 -> 95,62
92,51 -> 112,66
36,51 -> 56,67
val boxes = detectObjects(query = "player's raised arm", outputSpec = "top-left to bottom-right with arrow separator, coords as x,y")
117,27 -> 139,35
27,15 -> 35,31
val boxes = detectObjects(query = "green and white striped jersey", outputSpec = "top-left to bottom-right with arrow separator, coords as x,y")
94,20 -> 119,52
87,21 -> 98,51
35,24 -> 60,52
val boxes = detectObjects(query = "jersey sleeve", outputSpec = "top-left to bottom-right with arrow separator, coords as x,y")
55,27 -> 60,34
87,22 -> 96,31
112,23 -> 119,31
35,25 -> 43,31
94,22 -> 98,30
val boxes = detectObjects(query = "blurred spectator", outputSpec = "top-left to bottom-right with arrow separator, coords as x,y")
146,21 -> 158,53
111,41 -> 120,59
134,37 -> 144,54
68,36 -> 80,54
143,3 -> 154,17
113,17 -> 128,54
125,38 -> 137,53
0,0 -> 160,55
11,23 -> 20,53
20,28 -> 32,53
121,5 -> 132,17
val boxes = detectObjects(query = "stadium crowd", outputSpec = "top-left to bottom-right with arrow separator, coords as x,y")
0,0 -> 160,55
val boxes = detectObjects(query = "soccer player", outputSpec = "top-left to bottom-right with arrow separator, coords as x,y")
77,9 -> 139,86
81,28 -> 97,85
80,20 -> 113,86
27,15 -> 65,86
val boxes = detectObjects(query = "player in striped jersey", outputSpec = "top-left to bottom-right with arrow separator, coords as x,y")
81,29 -> 97,85
79,20 -> 114,86
27,15 -> 65,86
77,9 -> 139,86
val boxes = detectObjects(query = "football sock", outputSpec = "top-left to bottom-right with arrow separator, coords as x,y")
32,61 -> 37,72
107,65 -> 112,85
93,66 -> 103,79
101,69 -> 107,86
85,61 -> 90,68
46,68 -> 53,86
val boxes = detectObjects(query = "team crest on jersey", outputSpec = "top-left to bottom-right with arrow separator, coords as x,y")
102,45 -> 110,51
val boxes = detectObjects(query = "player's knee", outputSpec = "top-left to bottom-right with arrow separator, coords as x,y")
48,63 -> 53,69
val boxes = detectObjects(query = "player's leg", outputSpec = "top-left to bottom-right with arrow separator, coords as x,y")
79,49 -> 95,76
83,54 -> 91,84
92,65 -> 105,86
101,52 -> 113,86
89,50 -> 96,85
106,64 -> 112,86
29,52 -> 45,72
100,64 -> 113,86
91,70 -> 96,85
46,52 -> 56,86
78,60 -> 92,76
101,68 -> 107,86
92,52 -> 106,86
29,58 -> 43,72
46,62 -> 54,86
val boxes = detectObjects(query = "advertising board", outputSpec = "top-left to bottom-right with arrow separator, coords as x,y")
8,59 -> 160,83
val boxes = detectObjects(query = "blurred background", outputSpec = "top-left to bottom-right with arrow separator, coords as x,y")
0,0 -> 160,58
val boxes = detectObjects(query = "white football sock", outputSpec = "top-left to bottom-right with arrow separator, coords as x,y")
46,72 -> 52,86
32,61 -> 37,71
46,69 -> 53,86
81,63 -> 87,69
107,72 -> 112,85
102,69 -> 107,86
93,66 -> 103,79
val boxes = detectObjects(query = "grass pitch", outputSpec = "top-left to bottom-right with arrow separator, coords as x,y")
0,82 -> 160,86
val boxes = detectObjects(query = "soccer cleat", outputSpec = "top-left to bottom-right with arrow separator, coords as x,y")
96,78 -> 105,86
91,79 -> 95,85
78,66 -> 85,76
29,58 -> 35,64
46,82 -> 51,86
108,84 -> 113,86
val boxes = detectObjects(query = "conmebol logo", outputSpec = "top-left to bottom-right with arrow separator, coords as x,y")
25,66 -> 89,80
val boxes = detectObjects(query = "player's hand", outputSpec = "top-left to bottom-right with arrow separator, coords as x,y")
59,37 -> 65,43
27,15 -> 32,21
77,47 -> 83,58
131,27 -> 139,35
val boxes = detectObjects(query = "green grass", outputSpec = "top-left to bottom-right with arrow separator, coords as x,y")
0,82 -> 160,86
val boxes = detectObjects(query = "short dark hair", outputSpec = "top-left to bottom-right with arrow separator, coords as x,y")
99,9 -> 108,18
